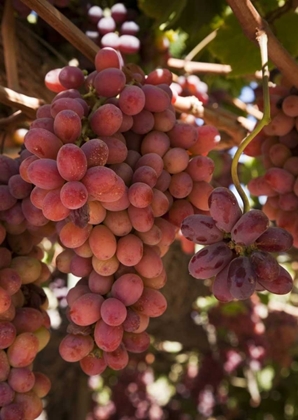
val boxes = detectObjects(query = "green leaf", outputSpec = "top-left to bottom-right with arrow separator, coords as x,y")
137,0 -> 187,28
273,12 -> 298,58
208,13 -> 263,77
170,0 -> 224,44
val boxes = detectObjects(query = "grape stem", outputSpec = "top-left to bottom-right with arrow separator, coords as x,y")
231,30 -> 270,213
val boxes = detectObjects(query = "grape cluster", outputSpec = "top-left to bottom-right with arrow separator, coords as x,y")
181,186 -> 293,301
19,46 -> 222,375
86,3 -> 140,55
171,74 -> 209,105
246,86 -> 298,247
0,155 -> 52,420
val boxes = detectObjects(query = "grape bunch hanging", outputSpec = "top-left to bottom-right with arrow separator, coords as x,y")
0,37 -> 295,418
0,44 -> 222,393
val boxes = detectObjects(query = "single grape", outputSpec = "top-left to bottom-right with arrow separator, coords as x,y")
188,241 -> 234,280
231,210 -> 269,246
227,256 -> 256,300
69,293 -> 104,326
111,273 -> 144,306
181,214 -> 225,245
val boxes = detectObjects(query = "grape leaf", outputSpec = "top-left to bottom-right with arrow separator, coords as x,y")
273,12 -> 298,57
174,0 -> 224,43
138,0 -> 187,28
208,14 -> 263,77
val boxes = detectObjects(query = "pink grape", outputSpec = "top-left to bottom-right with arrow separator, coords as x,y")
51,97 -> 84,118
122,331 -> 150,353
59,222 -> 92,249
69,293 -> 104,326
27,158 -> 64,190
60,181 -> 88,210
118,34 -> 140,54
181,214 -> 225,245
140,131 -> 170,157
80,353 -> 107,376
256,226 -> 293,252
103,210 -> 132,236
70,255 -> 93,277
142,268 -> 167,290
88,201 -> 107,224
8,174 -> 32,200
54,109 -> 82,143
82,166 -> 125,202
0,268 -> 21,295
111,273 -> 144,306
0,382 -> 14,406
128,182 -> 153,208
231,210 -> 269,246
264,167 -> 295,193
24,128 -> 62,159
168,122 -> 198,149
212,265 -> 233,302
118,85 -> 145,116
88,271 -> 114,295
94,47 -> 122,71
0,402 -> 24,420
186,155 -> 215,182
89,225 -> 117,260
167,199 -> 194,227
100,186 -> 130,211
102,136 -> 128,164
123,308 -> 141,332
111,3 -> 127,23
7,332 -> 39,367
227,256 -> 256,300
188,241 -> 234,280
59,334 -> 94,362
131,110 -> 155,134
142,84 -> 170,112
169,172 -> 193,198
44,68 -> 65,92
100,297 -> 127,326
56,143 -> 87,181
127,204 -> 155,232
116,234 -> 143,266
93,68 -> 126,98
90,104 -> 123,136
97,16 -> 116,35
133,287 -> 167,318
8,367 -> 35,393
94,319 -> 123,352
104,343 -> 129,370
58,65 -> 85,89
189,125 -> 221,156
42,189 -> 70,221
163,147 -> 189,174
257,265 -> 293,294
135,153 -> 164,177
250,250 -> 280,281
208,187 -> 242,233
132,165 -> 158,188
0,350 -> 10,381
92,255 -> 120,277
32,372 -> 51,398
101,32 -> 120,49
135,245 -> 163,278
88,5 -> 103,24
13,391 -> 43,419
153,108 -> 176,132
